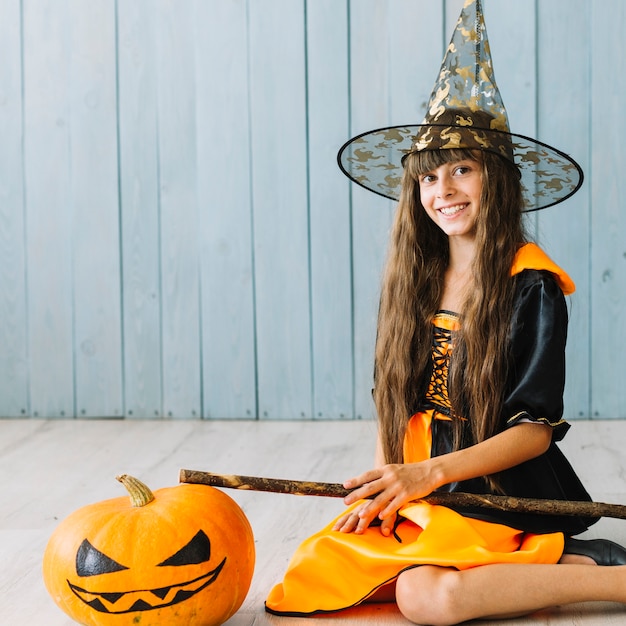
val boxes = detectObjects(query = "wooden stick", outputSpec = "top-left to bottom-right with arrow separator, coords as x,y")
179,469 -> 626,520
181,469 -> 350,497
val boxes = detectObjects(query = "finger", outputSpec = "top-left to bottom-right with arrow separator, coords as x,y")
379,496 -> 405,520
344,477 -> 384,505
380,515 -> 396,537
331,514 -> 350,531
332,502 -> 365,532
365,486 -> 400,518
355,502 -> 392,534
355,498 -> 389,532
334,513 -> 360,533
343,469 -> 381,492
355,513 -> 373,534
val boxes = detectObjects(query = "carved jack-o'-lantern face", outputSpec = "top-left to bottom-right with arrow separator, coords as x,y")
43,476 -> 255,626
69,528 -> 225,614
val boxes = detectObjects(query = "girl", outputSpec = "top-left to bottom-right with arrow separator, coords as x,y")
333,146 -> 626,623
266,145 -> 626,625
266,1 -> 626,622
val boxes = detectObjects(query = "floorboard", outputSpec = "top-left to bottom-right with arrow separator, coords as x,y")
1,418 -> 626,625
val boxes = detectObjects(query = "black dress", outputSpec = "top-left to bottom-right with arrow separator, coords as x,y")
266,253 -> 587,617
424,269 -> 598,535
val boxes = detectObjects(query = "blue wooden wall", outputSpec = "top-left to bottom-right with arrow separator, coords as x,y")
0,0 -> 624,420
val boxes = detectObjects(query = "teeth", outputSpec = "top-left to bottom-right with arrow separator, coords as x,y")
439,204 -> 466,216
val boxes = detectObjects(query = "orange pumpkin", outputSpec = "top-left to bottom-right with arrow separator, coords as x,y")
43,475 -> 255,626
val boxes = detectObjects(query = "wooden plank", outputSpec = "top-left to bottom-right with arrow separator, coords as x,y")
117,0 -> 163,418
0,0 -> 28,417
486,0 -> 536,136
156,0 -> 202,418
349,1 -> 395,421
590,0 -> 626,418
23,0 -> 75,418
68,0 -> 123,417
536,0 -> 591,419
248,0 -> 312,419
486,0 -> 539,240
195,0 -> 257,419
445,0 -> 465,34
389,1 -> 445,122
350,1 -> 445,420
306,0 -> 353,419
5,0 -> 623,422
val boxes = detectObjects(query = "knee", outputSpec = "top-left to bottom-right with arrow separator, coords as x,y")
395,567 -> 463,626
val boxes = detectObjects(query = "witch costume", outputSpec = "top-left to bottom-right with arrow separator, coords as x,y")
266,0 -> 597,617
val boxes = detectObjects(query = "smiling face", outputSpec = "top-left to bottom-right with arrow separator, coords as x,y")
417,154 -> 483,242
43,483 -> 255,626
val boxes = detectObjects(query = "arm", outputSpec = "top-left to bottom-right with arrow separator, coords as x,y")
340,271 -> 566,535
374,432 -> 385,468
503,270 -> 570,439
342,421 -> 551,533
432,421 -> 552,486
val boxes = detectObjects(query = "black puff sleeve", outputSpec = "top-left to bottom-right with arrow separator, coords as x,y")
434,269 -> 598,533
503,269 -> 570,441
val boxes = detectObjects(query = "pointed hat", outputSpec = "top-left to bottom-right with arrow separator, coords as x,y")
337,0 -> 583,211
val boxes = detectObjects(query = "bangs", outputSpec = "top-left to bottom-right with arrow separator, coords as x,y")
406,148 -> 479,178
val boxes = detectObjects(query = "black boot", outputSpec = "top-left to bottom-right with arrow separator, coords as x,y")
563,537 -> 626,566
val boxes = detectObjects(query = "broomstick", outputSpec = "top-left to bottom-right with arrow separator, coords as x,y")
179,469 -> 626,520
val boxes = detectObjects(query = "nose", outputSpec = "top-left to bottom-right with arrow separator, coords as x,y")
436,173 -> 455,198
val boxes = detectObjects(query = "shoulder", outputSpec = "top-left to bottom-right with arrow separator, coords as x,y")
511,243 -> 575,295
511,270 -> 568,333
513,269 -> 563,298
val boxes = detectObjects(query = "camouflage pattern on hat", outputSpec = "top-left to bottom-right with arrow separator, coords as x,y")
410,109 -> 515,165
337,0 -> 583,211
418,0 -> 509,138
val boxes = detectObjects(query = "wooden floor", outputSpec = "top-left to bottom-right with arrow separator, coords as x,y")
3,418 -> 626,625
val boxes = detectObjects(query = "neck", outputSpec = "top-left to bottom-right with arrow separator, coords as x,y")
439,237 -> 476,313
448,236 -> 476,274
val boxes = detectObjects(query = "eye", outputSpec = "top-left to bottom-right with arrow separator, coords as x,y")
420,173 -> 436,184
76,539 -> 129,577
453,162 -> 476,176
158,530 -> 212,566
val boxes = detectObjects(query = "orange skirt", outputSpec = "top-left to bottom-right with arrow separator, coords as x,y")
265,411 -> 565,616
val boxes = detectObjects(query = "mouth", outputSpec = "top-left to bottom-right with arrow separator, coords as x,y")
437,203 -> 468,216
67,557 -> 226,614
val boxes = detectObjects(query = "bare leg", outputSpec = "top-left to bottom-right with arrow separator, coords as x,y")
395,563 -> 626,626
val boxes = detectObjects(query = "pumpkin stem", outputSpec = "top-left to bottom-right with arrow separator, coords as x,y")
116,474 -> 155,507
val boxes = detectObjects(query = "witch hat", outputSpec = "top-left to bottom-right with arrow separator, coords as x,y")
337,0 -> 583,211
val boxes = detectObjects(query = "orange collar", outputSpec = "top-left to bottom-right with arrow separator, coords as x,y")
511,243 -> 575,295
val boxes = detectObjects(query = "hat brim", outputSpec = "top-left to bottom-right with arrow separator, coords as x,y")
337,124 -> 584,212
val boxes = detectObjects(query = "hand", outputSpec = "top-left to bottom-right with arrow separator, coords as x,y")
332,501 -> 398,536
341,462 -> 439,530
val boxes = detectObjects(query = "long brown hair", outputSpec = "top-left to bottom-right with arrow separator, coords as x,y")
374,148 -> 526,476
